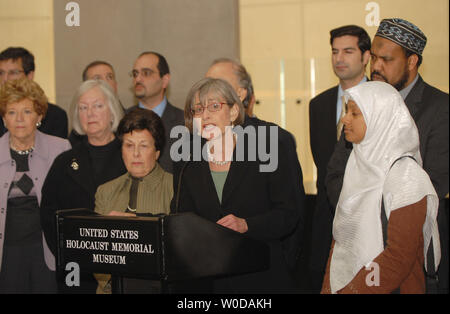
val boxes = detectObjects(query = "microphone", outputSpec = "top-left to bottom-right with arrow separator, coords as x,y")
174,155 -> 192,214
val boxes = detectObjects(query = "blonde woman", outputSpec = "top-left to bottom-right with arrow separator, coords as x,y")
0,78 -> 70,293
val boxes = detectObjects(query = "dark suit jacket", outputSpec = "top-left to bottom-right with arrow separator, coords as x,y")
308,86 -> 339,275
245,115 -> 306,273
127,102 -> 184,174
40,137 -> 126,293
0,102 -> 68,139
325,75 -> 449,292
170,122 -> 300,293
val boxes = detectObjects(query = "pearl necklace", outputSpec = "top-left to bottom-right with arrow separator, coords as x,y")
10,145 -> 35,155
209,159 -> 230,166
207,149 -> 230,165
206,133 -> 237,166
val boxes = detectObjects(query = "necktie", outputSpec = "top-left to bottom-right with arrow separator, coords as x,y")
336,96 -> 346,140
126,177 -> 140,213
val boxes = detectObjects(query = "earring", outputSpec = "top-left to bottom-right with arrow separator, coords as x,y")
36,121 -> 42,127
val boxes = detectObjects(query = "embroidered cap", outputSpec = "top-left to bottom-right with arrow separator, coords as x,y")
375,18 -> 427,56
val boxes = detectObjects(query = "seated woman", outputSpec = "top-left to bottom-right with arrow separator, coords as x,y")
321,81 -> 441,294
0,78 -> 71,293
40,79 -> 126,293
95,108 -> 172,217
171,77 -> 299,293
94,108 -> 172,294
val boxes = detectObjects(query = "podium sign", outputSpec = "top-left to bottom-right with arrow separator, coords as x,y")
56,209 -> 270,283
57,209 -> 163,279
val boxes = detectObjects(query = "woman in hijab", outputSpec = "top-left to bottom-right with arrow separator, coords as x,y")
321,81 -> 440,294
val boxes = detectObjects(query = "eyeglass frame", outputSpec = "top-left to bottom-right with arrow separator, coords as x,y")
129,68 -> 159,79
191,102 -> 228,116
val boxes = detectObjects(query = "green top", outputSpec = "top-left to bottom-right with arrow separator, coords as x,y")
211,170 -> 229,203
94,163 -> 173,215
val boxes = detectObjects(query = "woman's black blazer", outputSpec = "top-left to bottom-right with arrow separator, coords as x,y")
171,127 -> 300,293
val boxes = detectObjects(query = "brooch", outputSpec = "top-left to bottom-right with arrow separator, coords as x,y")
71,160 -> 79,171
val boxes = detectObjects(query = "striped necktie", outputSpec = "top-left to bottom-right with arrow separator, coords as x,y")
337,96 -> 346,140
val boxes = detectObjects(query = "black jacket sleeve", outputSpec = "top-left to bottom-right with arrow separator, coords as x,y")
325,135 -> 352,210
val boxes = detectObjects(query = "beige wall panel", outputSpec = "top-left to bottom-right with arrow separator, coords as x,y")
240,1 -> 315,193
0,0 -> 55,103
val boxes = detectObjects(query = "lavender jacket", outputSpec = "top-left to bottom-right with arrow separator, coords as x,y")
0,130 -> 71,272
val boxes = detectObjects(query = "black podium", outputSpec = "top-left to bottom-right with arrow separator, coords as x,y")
56,209 -> 270,293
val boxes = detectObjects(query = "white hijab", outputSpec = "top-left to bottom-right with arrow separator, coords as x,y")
330,81 -> 441,293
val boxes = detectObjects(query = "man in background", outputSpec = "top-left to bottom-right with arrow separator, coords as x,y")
308,25 -> 371,292
128,51 -> 184,174
0,47 -> 68,139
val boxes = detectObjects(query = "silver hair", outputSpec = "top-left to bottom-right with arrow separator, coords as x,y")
210,58 -> 254,109
70,79 -> 124,135
184,77 -> 245,132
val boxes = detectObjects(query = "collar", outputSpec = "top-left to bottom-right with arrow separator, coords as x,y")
399,74 -> 419,100
138,96 -> 167,117
126,162 -> 165,190
0,130 -> 49,164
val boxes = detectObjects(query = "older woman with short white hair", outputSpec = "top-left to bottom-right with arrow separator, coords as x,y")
40,79 -> 127,293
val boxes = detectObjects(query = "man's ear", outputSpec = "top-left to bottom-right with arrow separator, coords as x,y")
362,50 -> 371,67
162,73 -> 170,89
27,70 -> 35,80
237,87 -> 248,104
407,54 -> 419,71
230,103 -> 239,123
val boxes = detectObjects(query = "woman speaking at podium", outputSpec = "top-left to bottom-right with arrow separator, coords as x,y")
171,78 -> 299,293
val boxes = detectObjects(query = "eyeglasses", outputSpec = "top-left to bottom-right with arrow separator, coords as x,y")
0,70 -> 25,78
129,68 -> 155,79
191,102 -> 226,115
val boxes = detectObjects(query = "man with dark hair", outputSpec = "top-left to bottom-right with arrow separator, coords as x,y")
308,25 -> 371,292
326,18 -> 449,293
0,47 -> 68,139
127,51 -> 184,174
205,58 -> 306,287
